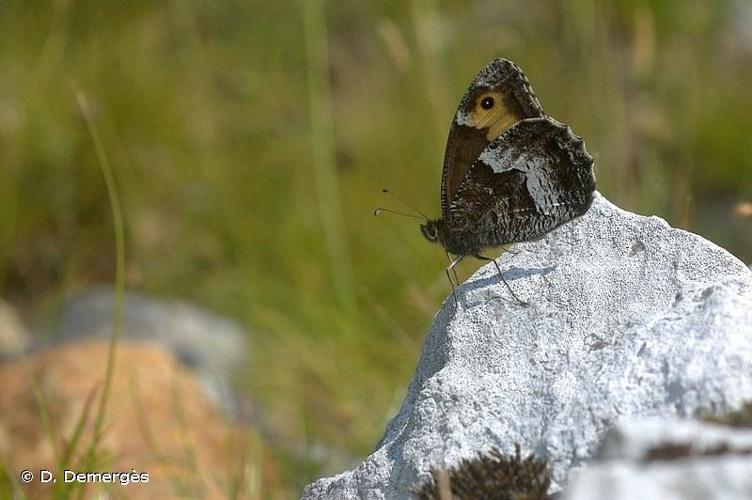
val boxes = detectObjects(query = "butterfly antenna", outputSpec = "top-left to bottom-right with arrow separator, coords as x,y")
373,207 -> 425,220
381,189 -> 430,221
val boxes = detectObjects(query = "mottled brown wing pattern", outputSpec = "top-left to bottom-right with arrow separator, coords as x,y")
443,118 -> 595,254
441,59 -> 544,220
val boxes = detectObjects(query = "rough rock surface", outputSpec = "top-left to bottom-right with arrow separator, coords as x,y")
302,193 -> 752,499
36,286 -> 250,415
564,418 -> 752,499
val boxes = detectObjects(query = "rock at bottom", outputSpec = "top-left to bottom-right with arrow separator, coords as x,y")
303,193 -> 752,499
564,418 -> 752,500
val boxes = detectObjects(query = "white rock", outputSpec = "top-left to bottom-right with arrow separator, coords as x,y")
566,457 -> 752,500
564,418 -> 752,500
595,417 -> 752,461
302,193 -> 752,499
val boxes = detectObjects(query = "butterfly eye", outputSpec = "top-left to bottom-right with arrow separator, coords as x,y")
480,97 -> 495,110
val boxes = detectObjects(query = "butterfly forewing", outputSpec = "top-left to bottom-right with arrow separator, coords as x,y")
441,59 -> 544,219
443,118 -> 595,252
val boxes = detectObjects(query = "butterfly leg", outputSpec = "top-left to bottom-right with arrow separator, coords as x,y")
475,254 -> 527,305
445,251 -> 460,285
500,244 -> 521,261
445,255 -> 464,305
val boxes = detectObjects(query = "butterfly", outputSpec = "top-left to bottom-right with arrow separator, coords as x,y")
419,58 -> 596,303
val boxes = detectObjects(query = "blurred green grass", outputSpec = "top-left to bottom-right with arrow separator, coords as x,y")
1,0 -> 751,496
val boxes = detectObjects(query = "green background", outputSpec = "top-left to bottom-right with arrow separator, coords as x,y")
1,0 -> 751,496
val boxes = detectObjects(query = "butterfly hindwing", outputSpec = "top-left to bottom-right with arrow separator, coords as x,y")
444,117 -> 595,250
441,59 -> 544,220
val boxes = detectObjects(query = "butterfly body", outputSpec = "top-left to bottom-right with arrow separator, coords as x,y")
422,59 -> 596,259
420,59 -> 595,302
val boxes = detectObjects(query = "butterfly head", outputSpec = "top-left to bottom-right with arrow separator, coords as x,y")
420,219 -> 441,243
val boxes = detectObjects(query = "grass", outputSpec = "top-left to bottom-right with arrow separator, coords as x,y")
301,0 -> 355,311
0,86 -> 127,499
1,0 -> 751,497
73,89 -> 126,489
